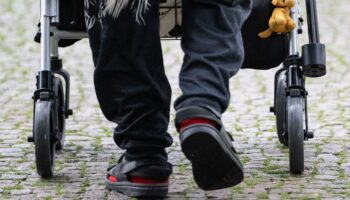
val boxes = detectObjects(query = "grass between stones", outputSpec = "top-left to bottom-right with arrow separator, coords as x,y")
231,185 -> 244,194
262,158 -> 288,175
55,183 -> 64,196
256,192 -> 269,199
335,150 -> 347,179
2,184 -> 24,195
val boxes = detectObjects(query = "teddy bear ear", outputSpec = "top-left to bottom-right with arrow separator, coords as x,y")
271,0 -> 279,6
286,0 -> 296,8
272,0 -> 284,7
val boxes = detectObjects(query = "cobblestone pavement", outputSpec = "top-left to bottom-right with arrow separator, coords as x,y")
0,0 -> 349,199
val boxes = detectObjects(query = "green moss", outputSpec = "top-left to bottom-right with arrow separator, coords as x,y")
335,151 -> 346,162
18,155 -> 28,164
315,194 -> 323,200
267,136 -> 273,141
244,178 -> 262,188
56,159 -> 64,171
297,197 -> 310,200
93,136 -> 102,152
241,136 -> 249,144
273,181 -> 284,189
178,164 -> 187,174
240,156 -> 251,165
102,127 -> 112,137
280,193 -> 290,200
321,186 -> 332,193
13,122 -> 22,130
279,173 -> 290,178
14,184 -> 24,190
80,178 -> 90,193
186,179 -> 196,190
335,150 -> 347,179
310,165 -> 319,177
108,156 -> 117,165
337,168 -> 346,179
75,145 -> 82,154
300,183 -> 306,189
346,182 -> 350,189
315,144 -> 323,156
55,183 -> 64,195
259,85 -> 267,93
234,123 -> 243,132
231,186 -> 244,194
256,131 -> 263,137
251,170 -> 259,177
256,192 -> 269,199
276,144 -> 289,154
317,110 -> 325,121
245,98 -> 253,105
34,179 -> 51,187
262,165 -> 287,175
80,161 -> 87,178
2,184 -> 24,194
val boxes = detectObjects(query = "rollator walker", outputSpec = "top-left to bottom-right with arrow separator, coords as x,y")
28,0 -> 326,178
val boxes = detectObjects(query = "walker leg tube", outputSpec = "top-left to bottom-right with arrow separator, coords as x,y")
40,0 -> 57,72
40,17 -> 51,72
305,0 -> 320,43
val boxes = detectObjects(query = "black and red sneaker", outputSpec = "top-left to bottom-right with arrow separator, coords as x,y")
175,106 -> 244,190
105,155 -> 171,198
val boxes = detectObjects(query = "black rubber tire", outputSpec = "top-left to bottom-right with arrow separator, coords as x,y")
34,100 -> 56,178
275,73 -> 288,146
287,97 -> 304,174
54,77 -> 65,151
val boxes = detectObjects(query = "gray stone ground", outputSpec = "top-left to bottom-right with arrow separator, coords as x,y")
0,0 -> 349,199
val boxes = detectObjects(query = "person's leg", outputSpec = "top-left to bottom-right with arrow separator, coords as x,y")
85,0 -> 172,197
175,0 -> 252,190
175,0 -> 251,113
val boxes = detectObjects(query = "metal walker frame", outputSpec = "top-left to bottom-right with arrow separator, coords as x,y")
28,0 -> 326,178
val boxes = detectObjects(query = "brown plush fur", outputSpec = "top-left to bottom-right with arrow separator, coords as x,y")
259,0 -> 296,39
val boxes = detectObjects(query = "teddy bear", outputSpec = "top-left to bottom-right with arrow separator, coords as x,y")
259,0 -> 296,39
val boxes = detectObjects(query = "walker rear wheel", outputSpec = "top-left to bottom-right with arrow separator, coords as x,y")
275,73 -> 288,146
54,77 -> 65,151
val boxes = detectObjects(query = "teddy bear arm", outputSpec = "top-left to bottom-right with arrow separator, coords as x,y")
258,28 -> 273,39
286,18 -> 296,31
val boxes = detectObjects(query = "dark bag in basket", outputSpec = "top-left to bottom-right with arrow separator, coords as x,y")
241,0 -> 289,70
34,0 -> 86,47
158,0 -> 288,69
58,0 -> 86,31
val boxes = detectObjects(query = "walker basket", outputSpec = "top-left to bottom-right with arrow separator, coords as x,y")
52,0 -> 289,70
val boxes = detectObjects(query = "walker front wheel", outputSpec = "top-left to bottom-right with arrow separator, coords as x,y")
287,97 -> 304,174
34,100 -> 56,178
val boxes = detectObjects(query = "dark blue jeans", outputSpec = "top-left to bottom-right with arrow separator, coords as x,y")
86,0 -> 251,163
